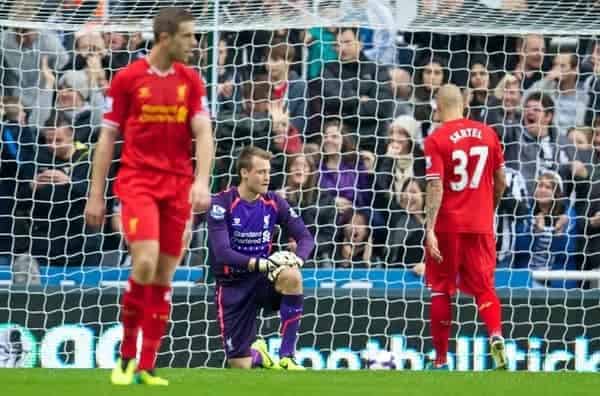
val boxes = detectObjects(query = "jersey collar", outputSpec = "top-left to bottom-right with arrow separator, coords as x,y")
145,58 -> 175,77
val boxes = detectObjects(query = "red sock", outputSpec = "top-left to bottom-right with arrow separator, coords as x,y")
120,277 -> 145,360
475,290 -> 502,337
430,293 -> 452,366
138,284 -> 171,371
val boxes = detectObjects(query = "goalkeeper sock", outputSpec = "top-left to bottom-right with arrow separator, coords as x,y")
120,277 -> 145,360
279,294 -> 303,358
138,284 -> 171,371
475,290 -> 502,338
430,293 -> 452,366
250,349 -> 263,368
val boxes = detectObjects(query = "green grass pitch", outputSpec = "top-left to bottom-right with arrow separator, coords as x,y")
3,369 -> 599,396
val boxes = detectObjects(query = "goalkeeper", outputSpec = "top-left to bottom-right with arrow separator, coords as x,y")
207,146 -> 314,370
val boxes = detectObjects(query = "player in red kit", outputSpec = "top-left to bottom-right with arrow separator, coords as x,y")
423,84 -> 508,370
84,7 -> 213,386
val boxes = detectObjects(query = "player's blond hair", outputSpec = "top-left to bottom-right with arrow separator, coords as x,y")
237,146 -> 273,178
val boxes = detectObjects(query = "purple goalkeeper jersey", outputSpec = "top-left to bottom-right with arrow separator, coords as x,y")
207,187 -> 315,283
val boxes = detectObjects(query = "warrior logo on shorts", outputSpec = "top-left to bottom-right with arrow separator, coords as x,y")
210,204 -> 226,220
425,156 -> 432,170
263,215 -> 270,229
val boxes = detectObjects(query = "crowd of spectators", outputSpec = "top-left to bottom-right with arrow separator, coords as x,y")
3,21 -> 600,288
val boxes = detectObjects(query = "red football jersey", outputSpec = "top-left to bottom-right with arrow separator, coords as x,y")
103,58 -> 210,177
424,118 -> 504,234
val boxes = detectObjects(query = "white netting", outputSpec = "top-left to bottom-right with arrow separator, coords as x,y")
1,0 -> 600,371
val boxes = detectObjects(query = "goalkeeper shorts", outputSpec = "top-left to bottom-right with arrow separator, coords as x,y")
215,274 -> 282,359
115,167 -> 192,257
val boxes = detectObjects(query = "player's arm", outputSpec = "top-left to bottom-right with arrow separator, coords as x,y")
423,137 -> 444,262
493,167 -> 507,210
189,74 -> 214,214
191,115 -> 213,212
275,195 -> 315,264
85,126 -> 119,227
85,71 -> 127,228
425,179 -> 444,232
492,131 -> 507,210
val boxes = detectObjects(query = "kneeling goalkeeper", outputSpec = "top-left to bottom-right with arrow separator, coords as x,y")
207,146 -> 315,370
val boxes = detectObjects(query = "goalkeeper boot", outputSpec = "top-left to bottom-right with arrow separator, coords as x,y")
251,339 -> 280,370
279,356 -> 306,371
490,335 -> 508,370
136,369 -> 169,386
111,358 -> 137,385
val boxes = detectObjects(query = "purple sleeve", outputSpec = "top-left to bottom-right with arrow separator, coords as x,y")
275,194 -> 315,261
206,196 -> 252,270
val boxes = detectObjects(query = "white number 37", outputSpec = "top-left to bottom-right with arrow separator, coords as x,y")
451,146 -> 488,191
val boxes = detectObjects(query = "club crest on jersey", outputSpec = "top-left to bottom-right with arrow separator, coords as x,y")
177,84 -> 187,102
138,86 -> 151,99
289,207 -> 299,218
425,156 -> 432,170
233,217 -> 241,226
210,204 -> 226,220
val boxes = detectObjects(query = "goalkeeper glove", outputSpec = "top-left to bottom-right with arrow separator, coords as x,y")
255,258 -> 277,273
269,251 -> 303,268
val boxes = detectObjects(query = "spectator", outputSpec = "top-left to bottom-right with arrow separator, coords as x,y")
526,52 -> 587,136
265,42 -> 308,135
514,172 -> 578,287
496,167 -> 530,268
374,115 -> 425,212
319,27 -> 393,153
37,67 -> 105,142
570,121 -> 600,273
318,119 -> 372,223
513,34 -> 548,90
388,67 -> 414,118
466,56 -> 502,128
305,27 -> 338,80
334,210 -> 375,268
215,38 -> 237,111
502,91 -> 570,195
277,153 -> 336,265
386,178 -> 426,270
29,112 -> 100,266
214,74 -> 302,190
413,55 -> 449,137
0,27 -> 69,110
567,127 -> 593,151
0,96 -> 41,264
493,73 -> 522,128
102,31 -> 139,76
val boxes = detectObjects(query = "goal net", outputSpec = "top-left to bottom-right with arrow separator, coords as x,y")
1,0 -> 599,371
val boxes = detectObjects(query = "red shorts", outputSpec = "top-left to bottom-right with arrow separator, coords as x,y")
114,167 -> 192,257
425,232 -> 496,296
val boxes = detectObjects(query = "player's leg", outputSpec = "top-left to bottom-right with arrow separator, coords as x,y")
216,280 -> 260,369
459,233 -> 507,370
425,232 -> 458,369
273,266 -> 305,370
135,198 -> 191,385
112,195 -> 161,385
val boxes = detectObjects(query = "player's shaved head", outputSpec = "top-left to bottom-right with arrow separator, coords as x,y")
435,84 -> 464,121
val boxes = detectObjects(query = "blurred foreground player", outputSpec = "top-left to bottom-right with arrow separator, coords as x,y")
423,84 -> 508,370
84,7 -> 213,385
207,146 -> 315,370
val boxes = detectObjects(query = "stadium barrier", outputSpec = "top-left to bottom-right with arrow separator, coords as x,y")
1,284 -> 598,371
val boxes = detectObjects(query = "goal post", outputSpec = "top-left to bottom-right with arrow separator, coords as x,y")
0,0 -> 599,371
